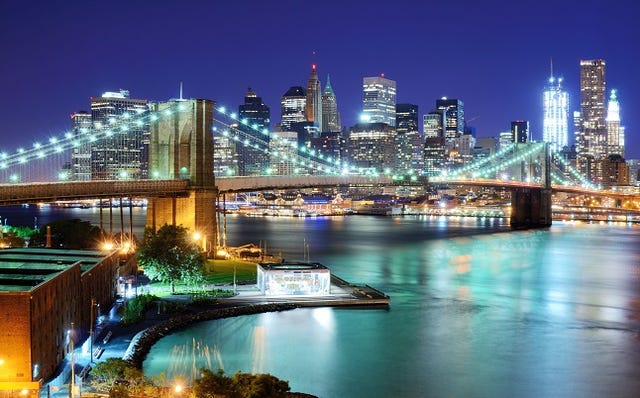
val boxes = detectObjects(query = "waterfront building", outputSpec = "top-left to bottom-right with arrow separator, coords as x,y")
606,89 -> 625,157
362,75 -> 397,126
257,262 -> 330,296
280,86 -> 306,131
305,65 -> 323,130
70,111 -> 92,181
269,131 -> 298,175
347,122 -> 396,173
543,73 -> 569,153
395,103 -> 422,173
511,120 -> 530,143
321,74 -> 341,133
577,59 -> 607,181
0,248 -> 119,396
90,89 -> 149,180
238,88 -> 271,175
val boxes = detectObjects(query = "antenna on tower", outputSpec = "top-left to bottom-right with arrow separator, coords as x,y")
179,81 -> 184,101
550,58 -> 554,79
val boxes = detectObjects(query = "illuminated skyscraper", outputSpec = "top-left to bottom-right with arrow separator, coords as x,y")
90,89 -> 149,180
305,65 -> 322,130
606,89 -> 625,157
435,98 -> 464,142
577,59 -> 606,178
321,74 -> 341,132
362,75 -> 396,126
70,111 -> 92,181
395,103 -> 421,173
238,87 -> 270,175
511,120 -> 530,143
281,86 -> 306,131
543,72 -> 569,153
347,122 -> 396,172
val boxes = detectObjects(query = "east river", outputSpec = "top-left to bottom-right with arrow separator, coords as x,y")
4,206 -> 640,397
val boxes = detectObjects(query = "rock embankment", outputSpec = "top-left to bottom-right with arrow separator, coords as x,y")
124,303 -> 298,368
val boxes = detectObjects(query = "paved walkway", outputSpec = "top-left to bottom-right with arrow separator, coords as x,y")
40,279 -> 388,397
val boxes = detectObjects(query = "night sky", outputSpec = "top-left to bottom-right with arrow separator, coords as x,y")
1,0 -> 639,157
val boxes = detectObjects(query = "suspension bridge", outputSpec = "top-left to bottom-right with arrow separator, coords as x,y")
0,96 -> 636,245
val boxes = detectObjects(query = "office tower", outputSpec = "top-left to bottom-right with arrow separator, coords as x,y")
347,122 -> 396,172
511,120 -> 530,143
321,74 -> 341,132
606,89 -> 625,157
269,131 -> 298,175
435,98 -> 465,141
70,111 -> 92,181
543,72 -> 569,153
499,130 -> 514,149
362,75 -> 397,126
238,88 -> 271,175
310,131 -> 344,167
306,65 -> 323,130
474,137 -> 498,161
395,103 -> 421,173
90,89 -> 149,180
281,86 -> 306,131
423,110 -> 445,175
577,59 -> 606,178
213,134 -> 238,176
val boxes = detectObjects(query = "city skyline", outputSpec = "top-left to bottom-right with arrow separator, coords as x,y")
1,1 -> 638,157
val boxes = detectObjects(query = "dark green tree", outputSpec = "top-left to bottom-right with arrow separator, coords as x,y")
138,224 -> 206,293
193,369 -> 290,398
90,358 -> 146,393
29,219 -> 102,249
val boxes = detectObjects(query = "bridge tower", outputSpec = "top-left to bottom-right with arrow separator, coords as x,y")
146,98 -> 217,252
510,142 -> 552,229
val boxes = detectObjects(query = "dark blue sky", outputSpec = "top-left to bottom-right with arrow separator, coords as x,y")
1,0 -> 639,156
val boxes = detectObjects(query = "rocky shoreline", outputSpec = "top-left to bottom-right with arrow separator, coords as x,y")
123,302 -> 298,368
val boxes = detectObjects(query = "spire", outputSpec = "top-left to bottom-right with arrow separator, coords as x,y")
324,74 -> 334,95
179,81 -> 184,100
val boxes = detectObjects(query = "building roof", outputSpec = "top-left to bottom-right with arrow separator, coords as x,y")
258,261 -> 329,271
0,248 -> 111,292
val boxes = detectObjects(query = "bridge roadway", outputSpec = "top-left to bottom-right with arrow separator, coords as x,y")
0,175 -> 393,205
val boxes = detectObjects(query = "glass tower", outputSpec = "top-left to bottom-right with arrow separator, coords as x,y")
543,74 -> 569,153
577,59 -> 606,178
90,89 -> 149,180
362,75 -> 397,126
238,88 -> 270,175
70,111 -> 92,181
280,86 -> 306,131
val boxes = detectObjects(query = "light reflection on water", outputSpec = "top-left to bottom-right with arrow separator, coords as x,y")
142,217 -> 640,398
4,207 -> 637,397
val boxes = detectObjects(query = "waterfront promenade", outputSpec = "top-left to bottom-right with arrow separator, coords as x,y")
41,275 -> 388,397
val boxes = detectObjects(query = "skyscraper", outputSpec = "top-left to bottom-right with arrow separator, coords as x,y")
606,89 -> 625,157
347,122 -> 396,172
238,88 -> 270,175
395,103 -> 421,173
423,110 -> 445,176
577,59 -> 606,178
305,65 -> 322,130
280,86 -> 306,131
511,120 -> 530,143
90,89 -> 149,180
321,74 -> 341,132
70,111 -> 92,181
435,98 -> 465,142
543,72 -> 569,153
362,75 -> 396,126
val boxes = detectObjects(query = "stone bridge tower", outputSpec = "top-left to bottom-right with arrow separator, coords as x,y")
146,98 -> 217,253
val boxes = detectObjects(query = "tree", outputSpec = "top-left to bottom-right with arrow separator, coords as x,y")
193,369 -> 291,398
138,224 -> 206,293
29,219 -> 102,249
90,358 -> 146,393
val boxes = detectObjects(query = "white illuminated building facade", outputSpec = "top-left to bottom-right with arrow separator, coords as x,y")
362,75 -> 397,126
606,89 -> 625,157
269,131 -> 298,175
543,75 -> 569,153
257,262 -> 331,296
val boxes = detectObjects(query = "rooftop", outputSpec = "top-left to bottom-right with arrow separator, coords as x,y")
258,261 -> 329,271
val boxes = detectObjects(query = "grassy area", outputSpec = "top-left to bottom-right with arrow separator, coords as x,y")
204,259 -> 257,284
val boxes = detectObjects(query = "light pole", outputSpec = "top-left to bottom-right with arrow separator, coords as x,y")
89,298 -> 95,362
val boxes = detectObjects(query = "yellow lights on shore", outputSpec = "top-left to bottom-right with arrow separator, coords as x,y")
192,232 -> 201,241
102,242 -> 115,251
